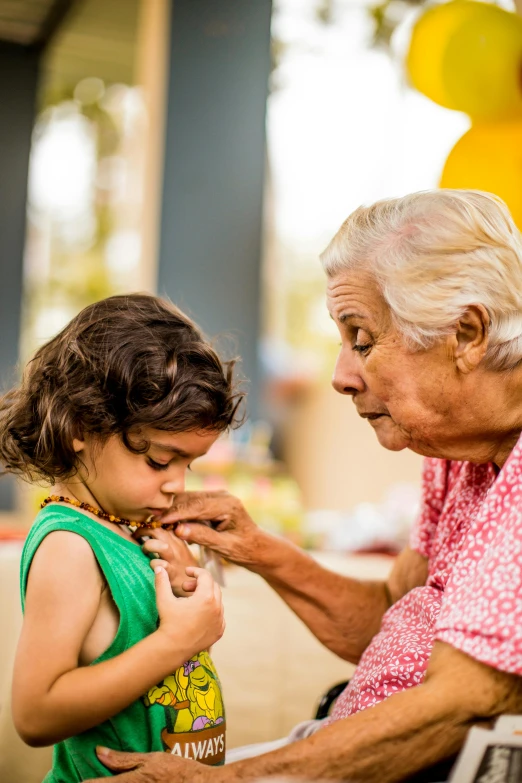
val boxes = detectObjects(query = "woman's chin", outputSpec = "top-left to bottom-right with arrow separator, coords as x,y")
371,418 -> 409,451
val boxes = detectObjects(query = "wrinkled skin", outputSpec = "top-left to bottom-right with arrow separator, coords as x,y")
89,749 -> 217,783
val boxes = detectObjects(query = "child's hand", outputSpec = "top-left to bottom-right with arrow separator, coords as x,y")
134,527 -> 198,596
153,566 -> 225,662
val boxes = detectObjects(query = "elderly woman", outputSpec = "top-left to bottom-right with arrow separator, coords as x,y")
90,189 -> 522,783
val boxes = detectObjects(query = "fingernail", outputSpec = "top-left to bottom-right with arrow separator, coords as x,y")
177,525 -> 187,536
97,746 -> 110,758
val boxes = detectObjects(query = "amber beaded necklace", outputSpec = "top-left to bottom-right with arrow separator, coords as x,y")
40,495 -> 177,530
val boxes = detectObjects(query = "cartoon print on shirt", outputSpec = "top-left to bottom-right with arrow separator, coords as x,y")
143,651 -> 225,763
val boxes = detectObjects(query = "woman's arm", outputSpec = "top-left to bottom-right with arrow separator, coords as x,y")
219,641 -> 522,783
89,641 -> 522,783
153,493 -> 428,662
13,531 -> 224,747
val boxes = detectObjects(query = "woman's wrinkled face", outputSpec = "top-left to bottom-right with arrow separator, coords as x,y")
327,271 -> 462,457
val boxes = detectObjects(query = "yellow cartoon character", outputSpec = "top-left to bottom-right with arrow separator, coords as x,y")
182,655 -> 224,730
143,671 -> 193,733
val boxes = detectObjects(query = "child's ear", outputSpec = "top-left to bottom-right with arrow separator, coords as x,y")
72,438 -> 85,453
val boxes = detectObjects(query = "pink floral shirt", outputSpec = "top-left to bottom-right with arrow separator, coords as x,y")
329,432 -> 522,721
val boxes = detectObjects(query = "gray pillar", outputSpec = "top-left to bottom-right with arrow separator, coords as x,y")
0,43 -> 39,510
158,0 -> 272,419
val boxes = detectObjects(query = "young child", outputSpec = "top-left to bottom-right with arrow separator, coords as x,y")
0,294 -> 242,781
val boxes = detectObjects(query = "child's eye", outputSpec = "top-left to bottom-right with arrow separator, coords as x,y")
147,458 -> 170,471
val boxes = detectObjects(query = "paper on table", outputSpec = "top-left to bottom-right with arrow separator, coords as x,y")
449,727 -> 522,782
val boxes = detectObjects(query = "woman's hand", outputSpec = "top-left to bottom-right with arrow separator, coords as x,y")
86,747 -> 217,782
153,566 -> 225,662
134,528 -> 198,596
156,491 -> 278,572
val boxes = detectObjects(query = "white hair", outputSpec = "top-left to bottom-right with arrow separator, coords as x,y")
320,189 -> 522,371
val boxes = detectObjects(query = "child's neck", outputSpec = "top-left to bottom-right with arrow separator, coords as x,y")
52,481 -> 101,510
49,482 -> 139,545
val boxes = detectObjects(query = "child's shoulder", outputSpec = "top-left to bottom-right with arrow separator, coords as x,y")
21,510 -> 105,608
24,505 -> 88,554
24,504 -> 144,578
23,505 -> 110,579
27,526 -> 101,581
28,503 -> 113,545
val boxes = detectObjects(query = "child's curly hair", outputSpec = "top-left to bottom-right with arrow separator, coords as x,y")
0,294 -> 243,484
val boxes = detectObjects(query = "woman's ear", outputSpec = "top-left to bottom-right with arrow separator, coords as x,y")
452,305 -> 490,374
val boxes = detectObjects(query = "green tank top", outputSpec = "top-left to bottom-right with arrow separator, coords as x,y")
20,505 -> 226,782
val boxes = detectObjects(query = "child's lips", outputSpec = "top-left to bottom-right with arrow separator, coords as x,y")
146,507 -> 170,516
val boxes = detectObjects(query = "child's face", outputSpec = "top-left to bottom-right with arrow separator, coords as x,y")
70,428 -> 220,522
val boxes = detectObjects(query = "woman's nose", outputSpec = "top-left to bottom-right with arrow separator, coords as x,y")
332,349 -> 365,396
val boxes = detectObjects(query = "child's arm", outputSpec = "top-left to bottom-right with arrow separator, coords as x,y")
134,527 -> 199,596
12,531 -> 223,747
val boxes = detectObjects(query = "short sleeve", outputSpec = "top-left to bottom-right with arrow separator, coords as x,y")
409,458 -> 451,559
435,476 -> 522,675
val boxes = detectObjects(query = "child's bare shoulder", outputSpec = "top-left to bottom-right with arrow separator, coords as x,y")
28,529 -> 104,594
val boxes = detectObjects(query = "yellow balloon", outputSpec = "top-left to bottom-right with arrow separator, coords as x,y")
440,121 -> 522,229
407,1 -> 477,109
407,1 -> 522,121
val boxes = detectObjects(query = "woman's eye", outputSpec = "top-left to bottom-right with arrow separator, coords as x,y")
147,458 -> 170,472
352,329 -> 372,355
353,342 -> 372,355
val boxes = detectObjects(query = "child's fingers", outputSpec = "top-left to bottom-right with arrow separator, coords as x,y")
149,558 -> 170,572
141,539 -> 168,556
153,566 -> 177,612
185,566 -> 216,597
180,578 -> 198,593
133,526 -> 165,541
132,526 -> 176,543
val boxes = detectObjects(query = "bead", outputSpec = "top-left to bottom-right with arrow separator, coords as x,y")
40,495 -> 167,530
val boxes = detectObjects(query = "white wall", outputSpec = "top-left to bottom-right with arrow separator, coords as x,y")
284,383 -> 423,511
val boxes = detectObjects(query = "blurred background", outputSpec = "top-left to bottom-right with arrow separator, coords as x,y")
1,0 -> 522,777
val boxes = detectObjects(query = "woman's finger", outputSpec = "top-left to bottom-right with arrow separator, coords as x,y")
174,521 -> 224,547
96,747 -> 144,771
159,492 -> 234,525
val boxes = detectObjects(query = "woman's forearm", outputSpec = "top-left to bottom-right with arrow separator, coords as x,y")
219,642 -> 522,783
14,630 -> 188,747
223,678 -> 467,783
249,532 -> 390,662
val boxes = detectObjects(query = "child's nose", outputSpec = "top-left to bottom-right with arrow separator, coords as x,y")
160,477 -> 184,494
